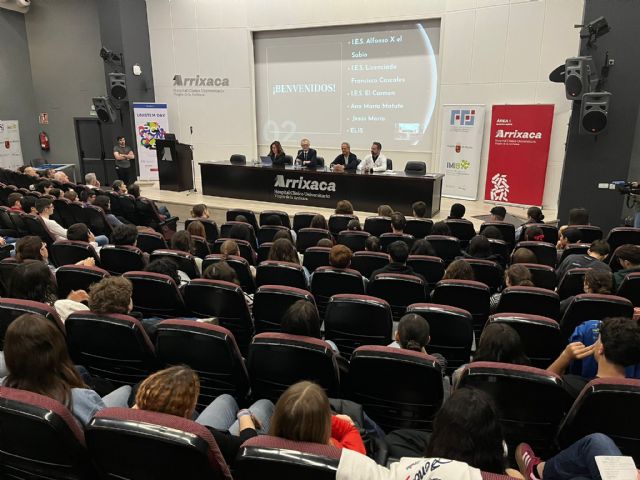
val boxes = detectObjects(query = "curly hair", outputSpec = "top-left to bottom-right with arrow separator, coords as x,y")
135,366 -> 199,419
88,276 -> 132,314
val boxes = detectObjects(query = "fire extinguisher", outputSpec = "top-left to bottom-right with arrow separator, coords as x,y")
39,131 -> 50,151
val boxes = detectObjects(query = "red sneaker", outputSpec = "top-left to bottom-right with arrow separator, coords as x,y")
516,443 -> 542,480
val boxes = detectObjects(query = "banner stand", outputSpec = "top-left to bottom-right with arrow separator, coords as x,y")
132,103 -> 170,181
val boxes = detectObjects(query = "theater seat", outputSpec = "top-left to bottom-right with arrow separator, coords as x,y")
0,386 -> 93,478
513,241 -> 557,268
248,332 -> 340,403
296,228 -> 332,253
557,268 -> 589,300
292,212 -> 317,232
350,251 -> 389,278
460,258 -> 503,293
136,230 -> 168,254
311,266 -> 365,317
66,312 -> 158,387
202,254 -> 255,293
363,216 -> 392,237
617,272 -> 640,307
444,219 -> 476,247
324,294 -> 392,360
259,209 -> 291,229
559,293 -> 633,338
185,218 -> 219,244
425,235 -> 461,264
328,214 -> 357,236
480,222 -> 516,247
522,263 -> 557,290
22,214 -> 57,246
405,218 -> 433,238
520,224 -> 559,245
236,436 -> 341,480
50,240 -> 100,268
379,233 -> 415,252
124,271 -> 186,318
0,258 -> 19,296
336,230 -> 370,252
212,238 -> 256,265
496,286 -> 560,320
556,378 -> 640,463
226,208 -> 259,233
302,246 -> 331,272
0,298 -> 64,348
558,243 -> 591,264
86,408 -> 232,480
431,279 -> 490,333
56,265 -> 110,299
256,242 -> 272,264
406,255 -> 445,291
257,225 -> 289,245
151,249 -> 200,279
605,227 -> 640,253
458,362 -> 573,456
572,225 -> 603,243
368,273 -> 427,322
155,320 -> 250,408
256,260 -> 308,289
253,285 -> 315,334
100,245 -> 146,275
347,346 -> 444,432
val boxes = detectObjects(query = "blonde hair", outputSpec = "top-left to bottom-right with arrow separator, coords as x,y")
269,381 -> 331,444
135,366 -> 199,418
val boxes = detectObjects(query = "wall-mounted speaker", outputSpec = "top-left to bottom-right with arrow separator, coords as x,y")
109,73 -> 127,100
92,97 -> 116,123
580,91 -> 611,135
565,57 -> 597,100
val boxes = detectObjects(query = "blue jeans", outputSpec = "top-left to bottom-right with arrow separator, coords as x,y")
544,433 -> 622,480
195,394 -> 274,435
95,235 -> 109,246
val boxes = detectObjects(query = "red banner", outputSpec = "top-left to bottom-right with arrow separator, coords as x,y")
484,104 -> 554,206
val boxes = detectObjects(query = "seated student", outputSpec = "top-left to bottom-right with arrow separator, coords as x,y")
84,172 -> 100,189
490,264 -> 534,313
512,247 -> 538,264
112,180 -> 127,194
34,180 -> 53,195
93,195 -> 124,229
346,219 -> 361,231
388,313 -> 447,374
489,205 -> 507,222
186,219 -> 206,239
63,190 -> 78,202
19,195 -> 37,215
377,204 -> 393,217
409,238 -> 436,256
190,203 -> 210,219
7,193 -> 23,211
411,201 -> 427,219
49,188 -> 63,200
613,244 -> 640,290
89,276 -> 134,317
37,198 -> 108,246
2,313 -> 131,426
482,225 -> 504,241
8,261 -> 90,321
268,140 -> 286,166
559,269 -> 613,318
335,200 -> 354,215
111,224 -> 149,264
145,257 -> 187,286
281,299 -> 339,353
67,223 -> 102,254
431,221 -> 452,236
558,207 -> 590,236
269,381 -> 365,454
263,213 -> 296,242
171,230 -> 202,276
556,239 -> 610,281
462,235 -> 503,266
523,225 -> 545,242
134,365 -> 273,467
79,189 -> 96,205
128,183 -> 171,218
317,238 -> 334,248
202,261 -> 253,309
220,238 -> 256,277
268,237 -> 310,285
515,206 -> 545,241
229,222 -> 256,250
15,235 -> 51,266
370,241 -> 425,283
310,213 -> 330,231
447,203 -> 465,220
547,316 -> 640,398
390,212 -> 405,234
442,259 -> 474,281
365,235 -> 381,252
311,244 -> 366,289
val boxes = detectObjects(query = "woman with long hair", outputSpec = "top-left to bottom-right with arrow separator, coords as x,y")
268,140 -> 286,166
171,230 -> 203,276
489,264 -> 534,313
268,238 -> 310,284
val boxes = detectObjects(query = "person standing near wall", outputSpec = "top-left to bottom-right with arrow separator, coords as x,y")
113,136 -> 135,186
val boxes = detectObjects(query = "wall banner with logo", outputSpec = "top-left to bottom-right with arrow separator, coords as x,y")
484,104 -> 554,206
132,103 -> 169,181
439,105 -> 486,200
0,120 -> 24,170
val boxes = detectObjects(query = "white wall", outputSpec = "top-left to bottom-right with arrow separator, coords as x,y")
146,0 -> 584,210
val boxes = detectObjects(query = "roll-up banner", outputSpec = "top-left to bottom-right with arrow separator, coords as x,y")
439,105 -> 486,200
484,104 -> 554,206
133,103 -> 169,181
0,120 -> 24,170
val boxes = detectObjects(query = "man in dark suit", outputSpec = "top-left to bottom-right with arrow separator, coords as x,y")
295,138 -> 318,168
330,142 -> 358,172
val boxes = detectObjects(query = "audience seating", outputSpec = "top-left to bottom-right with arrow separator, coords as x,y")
236,436 -> 341,480
52,198 -> 77,229
0,299 -> 63,348
404,217 -> 433,238
556,268 -> 589,300
558,243 -> 591,264
22,214 -> 57,246
431,279 -> 491,333
488,313 -> 564,369
0,206 -> 18,238
226,208 -> 259,233
185,218 -> 219,244
487,238 -> 510,264
617,272 -> 640,307
457,362 -> 573,456
324,294 -> 392,360
605,227 -> 640,253
155,320 -> 250,408
192,235 -> 211,259
480,222 -> 516,247
0,386 -> 93,478
66,312 -> 158,386
425,235 -> 461,264
350,251 -> 389,278
520,224 -> 559,245
7,211 -> 30,238
259,209 -> 291,229
56,265 -> 109,299
460,258 -> 503,293
556,378 -> 640,463
183,279 -> 254,355
513,241 -> 557,268
256,260 -> 308,289
221,221 -> 258,247
296,228 -> 332,253
347,346 -> 444,432
50,240 -> 100,268
212,238 -> 256,265
86,408 -> 232,480
84,205 -> 113,237
248,333 -> 340,403
368,273 -> 427,321
136,230 -> 168,253
310,266 -> 366,316
124,271 -> 186,318
496,286 -> 560,320
253,285 -> 316,333
363,216 -> 392,237
67,201 -> 87,225
379,233 -> 415,252
256,242 -> 272,264
257,225 -> 289,245
444,219 -> 476,247
0,258 -> 18,295
523,263 -> 557,290
203,254 -> 256,293
406,303 -> 473,374
292,211 -> 317,232
406,255 -> 445,291
302,246 -> 331,272
100,245 -> 146,275
336,230 -> 369,252
113,193 -> 139,225
151,249 -> 200,279
135,197 -> 179,239
328,214 -> 357,236
559,293 -> 634,337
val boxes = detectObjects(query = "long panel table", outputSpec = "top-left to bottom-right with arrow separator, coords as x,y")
200,162 -> 443,217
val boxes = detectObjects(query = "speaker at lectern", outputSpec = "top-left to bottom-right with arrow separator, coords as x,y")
156,134 -> 193,192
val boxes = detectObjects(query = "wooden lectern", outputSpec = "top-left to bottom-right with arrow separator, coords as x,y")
156,138 -> 194,192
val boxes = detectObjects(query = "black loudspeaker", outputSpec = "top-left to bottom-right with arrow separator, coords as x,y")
564,57 -> 597,100
580,91 -> 611,135
92,97 -> 116,123
109,72 -> 127,100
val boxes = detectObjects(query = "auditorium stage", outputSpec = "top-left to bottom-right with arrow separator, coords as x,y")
142,181 -> 557,231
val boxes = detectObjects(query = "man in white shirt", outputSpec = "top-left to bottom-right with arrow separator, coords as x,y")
85,172 -> 100,189
357,142 -> 387,173
36,198 -> 68,241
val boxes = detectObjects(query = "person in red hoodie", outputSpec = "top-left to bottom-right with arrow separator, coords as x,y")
269,381 -> 366,454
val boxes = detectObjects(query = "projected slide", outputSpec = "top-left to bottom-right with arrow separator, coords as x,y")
254,20 -> 440,152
